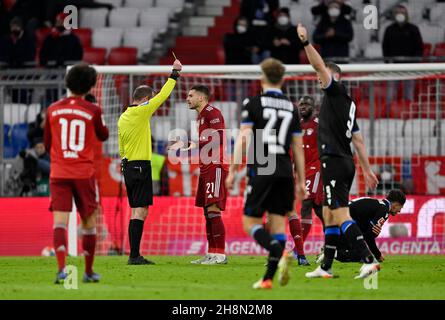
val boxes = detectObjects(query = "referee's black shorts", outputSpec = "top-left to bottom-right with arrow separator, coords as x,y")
123,160 -> 153,208
320,156 -> 355,210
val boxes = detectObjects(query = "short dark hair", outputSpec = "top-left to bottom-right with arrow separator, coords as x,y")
325,61 -> 342,76
65,64 -> 97,96
133,85 -> 153,102
190,85 -> 210,100
261,58 -> 285,85
386,189 -> 406,205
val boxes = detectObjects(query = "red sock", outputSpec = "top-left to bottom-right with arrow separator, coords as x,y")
208,211 -> 225,254
288,216 -> 305,256
301,219 -> 313,242
54,227 -> 67,271
82,229 -> 97,275
205,215 -> 215,253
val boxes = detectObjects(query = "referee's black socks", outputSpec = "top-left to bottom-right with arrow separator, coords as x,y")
250,225 -> 284,281
341,220 -> 374,264
129,219 -> 145,259
321,226 -> 340,271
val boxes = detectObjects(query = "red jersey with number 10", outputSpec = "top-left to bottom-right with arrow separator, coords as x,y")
301,117 -> 320,175
197,104 -> 229,174
44,97 -> 109,179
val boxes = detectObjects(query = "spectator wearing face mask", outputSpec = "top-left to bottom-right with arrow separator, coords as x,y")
39,12 -> 83,67
313,0 -> 353,61
311,0 -> 352,22
270,7 -> 302,64
0,16 -> 36,68
382,5 -> 423,63
224,17 -> 255,64
382,5 -> 422,109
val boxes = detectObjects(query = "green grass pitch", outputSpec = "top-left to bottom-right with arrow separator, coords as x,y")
1,255 -> 444,300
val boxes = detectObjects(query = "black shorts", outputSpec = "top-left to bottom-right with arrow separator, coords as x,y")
123,160 -> 153,208
321,156 -> 355,210
244,175 -> 295,218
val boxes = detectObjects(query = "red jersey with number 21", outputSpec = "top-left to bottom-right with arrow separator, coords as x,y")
197,104 -> 229,174
44,97 -> 109,179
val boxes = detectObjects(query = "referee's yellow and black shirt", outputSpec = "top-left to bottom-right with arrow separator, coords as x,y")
118,78 -> 176,161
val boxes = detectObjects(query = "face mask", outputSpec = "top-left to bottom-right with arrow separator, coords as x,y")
277,16 -> 289,26
11,29 -> 21,37
395,13 -> 406,23
237,25 -> 247,34
328,7 -> 341,18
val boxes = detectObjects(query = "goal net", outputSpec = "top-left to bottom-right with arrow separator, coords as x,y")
86,63 -> 445,257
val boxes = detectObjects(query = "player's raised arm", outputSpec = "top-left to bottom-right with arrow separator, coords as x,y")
145,59 -> 182,114
352,131 -> 378,190
297,23 -> 331,89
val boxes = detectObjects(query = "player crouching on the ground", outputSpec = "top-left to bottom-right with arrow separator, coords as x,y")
316,189 -> 406,264
44,64 -> 109,284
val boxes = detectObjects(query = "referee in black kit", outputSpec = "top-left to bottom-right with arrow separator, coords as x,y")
118,59 -> 182,265
296,23 -> 380,279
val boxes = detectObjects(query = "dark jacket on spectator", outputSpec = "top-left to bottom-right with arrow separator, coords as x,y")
0,31 -> 36,67
313,15 -> 353,59
39,29 -> 83,67
270,23 -> 302,64
382,22 -> 423,63
240,0 -> 279,26
311,2 -> 352,21
224,28 -> 254,64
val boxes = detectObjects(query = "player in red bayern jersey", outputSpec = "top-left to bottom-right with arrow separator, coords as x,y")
44,64 -> 109,284
286,96 -> 324,265
169,85 -> 228,265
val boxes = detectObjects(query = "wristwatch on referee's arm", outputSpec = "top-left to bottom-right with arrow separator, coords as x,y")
121,158 -> 128,173
170,59 -> 182,80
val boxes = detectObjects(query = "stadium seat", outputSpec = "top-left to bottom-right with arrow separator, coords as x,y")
3,104 -> 28,125
99,0 -> 123,6
404,119 -> 436,138
3,124 -> 14,158
108,47 -> 138,65
109,7 -> 140,28
156,0 -> 185,13
423,42 -> 432,57
389,99 -> 412,118
83,47 -> 107,65
375,119 -> 405,138
35,28 -> 52,48
418,23 -> 445,46
11,123 -> 29,154
429,2 -> 445,24
125,0 -> 155,9
27,104 -> 41,123
92,28 -> 123,53
420,137 -> 438,156
433,43 -> 445,60
139,7 -> 172,33
364,41 -> 383,59
173,102 -> 196,132
123,28 -> 154,57
72,28 -> 92,48
80,8 -> 109,29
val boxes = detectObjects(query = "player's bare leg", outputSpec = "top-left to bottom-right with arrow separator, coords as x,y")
200,203 -> 227,265
128,206 -> 154,265
81,210 -> 100,282
53,211 -> 69,284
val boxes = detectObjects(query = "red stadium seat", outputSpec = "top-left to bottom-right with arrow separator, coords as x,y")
35,28 -> 52,48
433,42 -> 445,59
389,99 -> 412,119
108,47 -> 138,65
423,43 -> 432,57
72,28 -> 92,48
83,47 -> 107,65
4,0 -> 16,11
